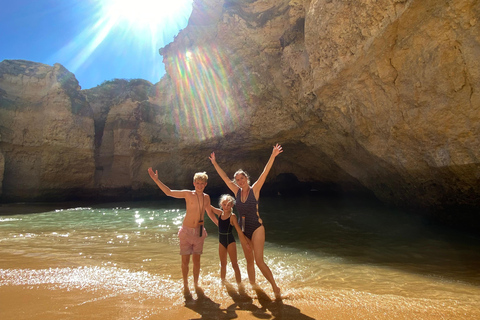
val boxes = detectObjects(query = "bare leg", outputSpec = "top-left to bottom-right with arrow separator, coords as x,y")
181,255 -> 191,295
192,254 -> 201,289
227,242 -> 242,284
241,237 -> 256,285
219,244 -> 228,282
251,226 -> 281,299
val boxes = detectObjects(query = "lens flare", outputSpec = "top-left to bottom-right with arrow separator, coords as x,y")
49,0 -> 193,88
165,45 -> 254,141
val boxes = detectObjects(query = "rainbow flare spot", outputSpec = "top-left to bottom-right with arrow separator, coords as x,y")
167,45 -> 254,141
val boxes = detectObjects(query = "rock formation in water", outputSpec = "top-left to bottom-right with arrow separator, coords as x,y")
0,60 -> 95,200
0,0 -> 479,231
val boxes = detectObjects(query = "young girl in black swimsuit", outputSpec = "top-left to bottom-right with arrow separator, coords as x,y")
210,194 -> 249,288
209,144 -> 283,299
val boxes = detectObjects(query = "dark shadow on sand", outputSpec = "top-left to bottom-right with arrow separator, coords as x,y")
223,282 -> 315,320
183,283 -> 315,320
183,287 -> 233,320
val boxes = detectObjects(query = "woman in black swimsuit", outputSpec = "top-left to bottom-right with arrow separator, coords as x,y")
209,144 -> 283,299
211,194 -> 247,287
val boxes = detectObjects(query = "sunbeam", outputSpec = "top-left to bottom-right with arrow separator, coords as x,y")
49,0 -> 193,88
166,45 -> 253,141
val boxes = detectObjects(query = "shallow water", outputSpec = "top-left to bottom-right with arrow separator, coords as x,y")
1,195 -> 479,319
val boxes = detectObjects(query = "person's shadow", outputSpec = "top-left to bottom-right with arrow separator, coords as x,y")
183,286 -> 237,320
223,282 -> 316,320
223,282 -> 270,319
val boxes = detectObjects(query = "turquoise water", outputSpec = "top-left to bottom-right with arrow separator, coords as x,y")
1,195 -> 480,319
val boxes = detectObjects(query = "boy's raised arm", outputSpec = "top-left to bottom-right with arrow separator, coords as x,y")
148,167 -> 189,199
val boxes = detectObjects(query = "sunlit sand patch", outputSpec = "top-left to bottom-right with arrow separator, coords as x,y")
2,267 -> 480,319
0,266 -> 183,301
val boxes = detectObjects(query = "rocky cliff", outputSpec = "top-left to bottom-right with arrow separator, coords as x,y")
0,0 -> 479,231
0,60 -> 95,200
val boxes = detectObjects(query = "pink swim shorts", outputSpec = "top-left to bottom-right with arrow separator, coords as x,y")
178,226 -> 207,255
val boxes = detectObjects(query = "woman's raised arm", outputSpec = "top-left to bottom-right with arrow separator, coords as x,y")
209,152 -> 239,195
252,144 -> 283,197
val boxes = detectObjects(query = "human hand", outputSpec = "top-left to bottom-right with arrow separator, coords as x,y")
148,167 -> 158,180
209,152 -> 216,164
241,240 -> 251,251
272,143 -> 283,157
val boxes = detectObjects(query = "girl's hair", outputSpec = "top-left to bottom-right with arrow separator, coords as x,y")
219,194 -> 236,207
233,169 -> 250,185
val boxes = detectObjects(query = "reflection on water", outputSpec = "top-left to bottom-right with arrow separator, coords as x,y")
1,196 -> 480,319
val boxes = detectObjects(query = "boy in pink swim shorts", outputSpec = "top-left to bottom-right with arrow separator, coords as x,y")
148,168 -> 216,298
178,225 -> 207,255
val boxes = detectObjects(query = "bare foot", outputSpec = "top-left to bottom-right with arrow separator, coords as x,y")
184,288 -> 192,301
238,282 -> 246,294
274,286 -> 282,300
195,285 -> 205,299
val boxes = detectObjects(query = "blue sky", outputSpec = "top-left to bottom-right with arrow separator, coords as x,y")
0,0 -> 193,89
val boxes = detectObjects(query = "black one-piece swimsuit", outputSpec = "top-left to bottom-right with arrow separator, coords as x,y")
218,215 -> 235,249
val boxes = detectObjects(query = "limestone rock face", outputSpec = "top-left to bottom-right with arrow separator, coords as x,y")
0,60 -> 95,200
84,78 -> 186,197
158,0 -> 480,229
304,0 -> 480,218
84,77 -> 228,197
0,0 -> 479,232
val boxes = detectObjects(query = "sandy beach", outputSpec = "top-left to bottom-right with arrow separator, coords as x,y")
2,278 -> 479,320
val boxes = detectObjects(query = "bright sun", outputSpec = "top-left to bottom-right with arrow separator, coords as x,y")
52,0 -> 193,88
100,0 -> 192,31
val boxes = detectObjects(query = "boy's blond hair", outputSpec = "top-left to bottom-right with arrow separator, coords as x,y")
194,171 -> 208,183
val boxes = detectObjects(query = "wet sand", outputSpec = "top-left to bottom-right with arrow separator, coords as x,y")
1,280 -> 479,320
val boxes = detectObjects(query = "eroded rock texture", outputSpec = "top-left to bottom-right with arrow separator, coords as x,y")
0,60 -> 95,200
157,0 -> 480,227
0,0 -> 479,231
